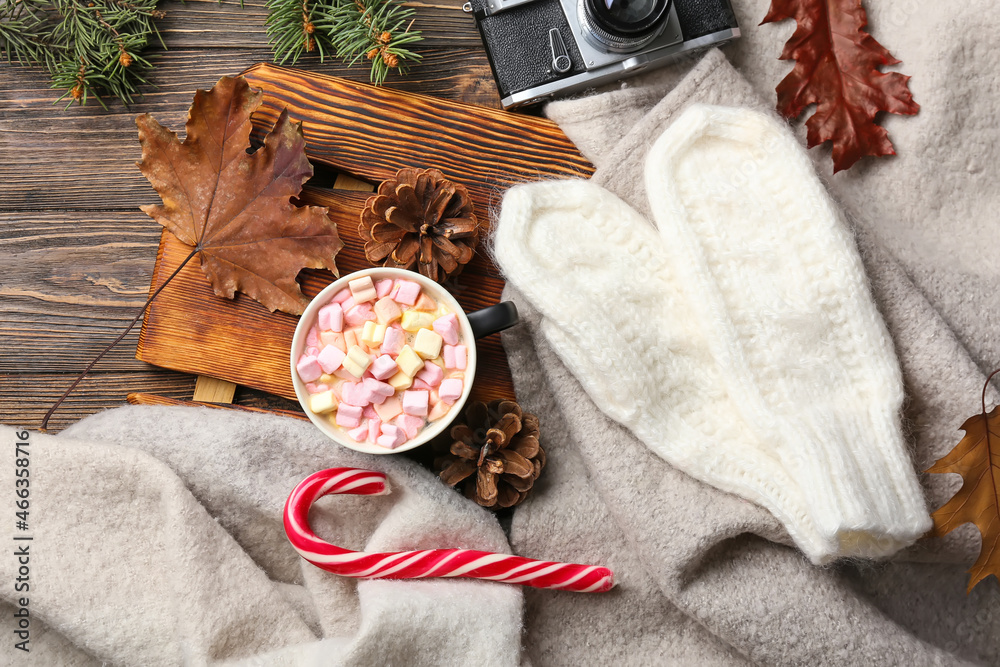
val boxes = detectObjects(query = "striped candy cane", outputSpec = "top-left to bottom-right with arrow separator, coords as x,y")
284,467 -> 614,593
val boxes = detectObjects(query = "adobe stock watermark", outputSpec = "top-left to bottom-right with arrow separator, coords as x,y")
11,429 -> 31,653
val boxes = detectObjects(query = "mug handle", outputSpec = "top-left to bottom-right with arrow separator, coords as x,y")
467,301 -> 518,339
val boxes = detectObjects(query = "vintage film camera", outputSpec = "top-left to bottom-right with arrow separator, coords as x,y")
465,0 -> 739,108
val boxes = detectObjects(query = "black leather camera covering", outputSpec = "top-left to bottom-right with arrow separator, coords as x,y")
471,0 -> 586,98
674,0 -> 737,39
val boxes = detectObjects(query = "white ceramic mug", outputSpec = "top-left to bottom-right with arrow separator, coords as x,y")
290,267 -> 518,454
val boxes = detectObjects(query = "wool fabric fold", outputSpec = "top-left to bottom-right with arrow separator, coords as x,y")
492,104 -> 931,564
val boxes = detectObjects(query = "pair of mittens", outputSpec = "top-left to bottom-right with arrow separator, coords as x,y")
492,104 -> 930,564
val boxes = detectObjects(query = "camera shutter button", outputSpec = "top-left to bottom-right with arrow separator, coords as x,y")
548,29 -> 572,74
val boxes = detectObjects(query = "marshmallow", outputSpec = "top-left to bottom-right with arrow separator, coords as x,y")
339,381 -> 366,407
438,378 -> 463,404
374,396 -> 403,421
376,279 -> 394,298
377,423 -> 407,449
344,329 -> 359,350
413,328 -> 443,359
433,313 -> 460,345
428,400 -> 451,422
318,302 -> 344,332
307,346 -> 320,357
305,382 -> 328,394
395,345 -> 425,377
332,288 -> 351,304
363,377 -> 395,404
348,424 -> 369,442
362,404 -> 378,419
345,303 -> 375,327
349,276 -> 378,303
296,355 -> 323,383
306,326 -> 320,348
335,403 -> 363,428
309,390 -> 338,414
374,297 -> 402,324
342,345 -> 372,378
381,327 -> 405,355
367,417 -> 382,443
401,310 -> 435,332
361,321 -> 387,347
388,371 -> 413,391
320,330 -> 346,351
395,414 -> 424,439
414,293 -> 437,311
443,344 -> 467,370
369,354 -> 399,380
391,280 -> 421,306
415,363 -> 444,387
317,345 -> 346,374
412,379 -> 432,391
402,390 -> 429,416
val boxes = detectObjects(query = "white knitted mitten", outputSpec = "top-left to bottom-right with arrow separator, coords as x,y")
493,104 -> 931,564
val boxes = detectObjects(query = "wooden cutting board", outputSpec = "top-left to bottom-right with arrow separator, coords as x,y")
136,64 -> 594,406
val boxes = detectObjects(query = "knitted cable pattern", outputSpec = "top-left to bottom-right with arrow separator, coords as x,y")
492,105 -> 931,564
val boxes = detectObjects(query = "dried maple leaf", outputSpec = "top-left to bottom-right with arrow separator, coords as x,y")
927,371 -> 1000,592
136,75 -> 342,315
761,0 -> 919,172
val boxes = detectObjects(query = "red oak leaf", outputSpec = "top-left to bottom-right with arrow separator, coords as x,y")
761,0 -> 919,172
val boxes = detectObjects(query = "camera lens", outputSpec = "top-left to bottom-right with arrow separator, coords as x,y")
581,0 -> 672,52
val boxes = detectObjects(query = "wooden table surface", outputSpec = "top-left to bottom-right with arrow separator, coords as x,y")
0,0 -> 505,432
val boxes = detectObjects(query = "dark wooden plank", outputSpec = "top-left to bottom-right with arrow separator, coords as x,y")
0,48 -> 502,212
0,212 -> 162,372
1,371 -> 198,432
243,63 -> 594,216
154,0 -> 483,48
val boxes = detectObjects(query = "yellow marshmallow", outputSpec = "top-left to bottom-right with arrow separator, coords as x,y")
342,345 -> 372,378
395,345 -> 425,377
401,310 -> 435,332
413,327 -> 443,360
309,390 -> 338,414
361,321 -> 386,347
388,371 -> 413,391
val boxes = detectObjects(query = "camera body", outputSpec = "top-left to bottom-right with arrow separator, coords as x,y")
467,0 -> 739,108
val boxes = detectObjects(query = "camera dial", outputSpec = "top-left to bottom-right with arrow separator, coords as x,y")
580,0 -> 672,52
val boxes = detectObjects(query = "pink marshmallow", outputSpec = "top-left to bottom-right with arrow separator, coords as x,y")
415,363 -> 443,387
362,378 -> 394,405
340,381 -> 368,407
367,417 -> 382,442
369,354 -> 398,380
362,405 -> 378,419
306,326 -> 320,348
296,355 -> 323,383
341,296 -> 356,311
305,382 -> 330,394
433,314 -> 460,345
443,345 -> 467,370
347,424 -> 369,442
317,345 -> 346,374
336,404 -> 363,428
374,396 -> 403,422
344,303 -> 375,327
307,346 -> 320,357
333,367 -> 356,380
381,327 -> 405,355
376,279 -> 394,298
412,378 -> 432,391
402,390 -> 429,417
392,280 -> 421,306
394,414 -> 424,439
413,293 -> 437,311
377,423 -> 406,448
332,288 -> 351,304
318,302 -> 344,332
438,378 -> 463,404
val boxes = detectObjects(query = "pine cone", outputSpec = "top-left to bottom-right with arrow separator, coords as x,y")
359,167 -> 479,283
436,400 -> 545,509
